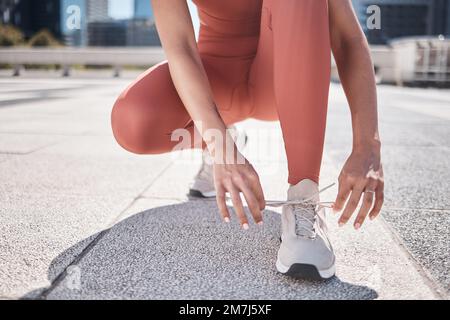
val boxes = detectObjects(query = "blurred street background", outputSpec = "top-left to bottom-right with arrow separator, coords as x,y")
0,0 -> 449,300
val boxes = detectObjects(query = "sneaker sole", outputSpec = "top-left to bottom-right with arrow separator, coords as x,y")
276,258 -> 336,281
188,189 -> 217,199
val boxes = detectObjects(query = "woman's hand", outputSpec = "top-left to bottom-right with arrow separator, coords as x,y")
214,153 -> 266,230
333,145 -> 384,230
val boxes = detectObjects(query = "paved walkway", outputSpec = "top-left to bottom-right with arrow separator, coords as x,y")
0,75 -> 448,299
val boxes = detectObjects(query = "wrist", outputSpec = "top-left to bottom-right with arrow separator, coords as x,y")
353,137 -> 381,154
207,134 -> 244,165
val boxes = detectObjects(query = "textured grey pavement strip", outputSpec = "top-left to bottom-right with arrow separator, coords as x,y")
382,208 -> 450,296
0,81 -> 176,299
0,145 -> 174,299
46,152 -> 437,300
325,96 -> 450,295
0,193 -> 132,299
0,133 -> 64,155
47,186 -> 438,299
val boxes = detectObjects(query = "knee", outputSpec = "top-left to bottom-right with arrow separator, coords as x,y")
111,94 -> 161,155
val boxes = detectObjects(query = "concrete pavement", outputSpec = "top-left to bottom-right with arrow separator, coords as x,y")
0,73 -> 448,299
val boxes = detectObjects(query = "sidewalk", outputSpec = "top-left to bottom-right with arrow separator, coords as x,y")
0,77 -> 447,299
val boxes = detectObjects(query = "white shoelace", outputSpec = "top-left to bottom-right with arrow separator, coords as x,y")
265,183 -> 335,239
201,183 -> 335,213
201,183 -> 335,238
264,183 -> 335,209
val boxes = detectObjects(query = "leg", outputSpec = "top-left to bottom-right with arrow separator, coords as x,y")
111,62 -> 197,155
269,0 -> 331,185
112,55 -> 253,155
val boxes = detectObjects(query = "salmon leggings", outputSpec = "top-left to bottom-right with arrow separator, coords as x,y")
111,0 -> 331,185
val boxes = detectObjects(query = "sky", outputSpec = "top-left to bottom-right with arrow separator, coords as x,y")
108,0 -> 134,19
108,0 -> 199,25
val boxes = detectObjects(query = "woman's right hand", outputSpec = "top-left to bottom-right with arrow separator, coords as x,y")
213,154 -> 266,229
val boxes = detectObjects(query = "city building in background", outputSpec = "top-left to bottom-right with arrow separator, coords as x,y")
354,0 -> 450,45
126,0 -> 159,46
126,19 -> 160,46
0,0 -> 62,40
86,0 -> 108,22
1,0 -> 160,47
88,18 -> 160,47
87,20 -> 126,47
87,0 -> 159,47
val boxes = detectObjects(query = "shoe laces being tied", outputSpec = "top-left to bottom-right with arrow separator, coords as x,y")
292,200 -> 319,239
265,183 -> 335,240
202,183 -> 335,239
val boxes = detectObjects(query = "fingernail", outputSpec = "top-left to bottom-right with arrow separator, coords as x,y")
242,223 -> 249,230
224,217 -> 230,223
258,221 -> 264,227
354,223 -> 361,230
339,222 -> 345,227
369,216 -> 375,221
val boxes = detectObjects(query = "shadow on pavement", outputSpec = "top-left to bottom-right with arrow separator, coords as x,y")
23,201 -> 378,300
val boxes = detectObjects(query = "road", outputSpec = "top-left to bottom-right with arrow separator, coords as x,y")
0,72 -> 448,299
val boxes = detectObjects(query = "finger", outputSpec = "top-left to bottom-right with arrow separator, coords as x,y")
354,191 -> 375,230
215,184 -> 231,223
369,186 -> 384,221
246,171 -> 266,210
339,186 -> 364,226
229,185 -> 249,230
334,180 -> 351,213
239,182 -> 263,225
354,179 -> 378,229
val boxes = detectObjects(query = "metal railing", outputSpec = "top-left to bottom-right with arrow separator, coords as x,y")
0,47 -> 166,77
2,40 -> 449,86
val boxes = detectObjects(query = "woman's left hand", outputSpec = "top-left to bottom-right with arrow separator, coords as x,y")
333,146 -> 384,229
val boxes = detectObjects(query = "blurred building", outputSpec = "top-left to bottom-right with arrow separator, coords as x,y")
0,0 -> 62,40
87,20 -> 126,46
86,0 -> 108,22
88,18 -> 161,47
354,0 -> 450,44
127,0 -> 159,46
126,18 -> 160,46
87,0 -> 160,47
134,0 -> 154,19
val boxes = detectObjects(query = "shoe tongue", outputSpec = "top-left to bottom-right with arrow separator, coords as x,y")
288,179 -> 320,202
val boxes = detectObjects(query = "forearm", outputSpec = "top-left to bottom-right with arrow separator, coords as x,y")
166,46 -> 236,161
152,0 -> 235,161
334,38 -> 381,152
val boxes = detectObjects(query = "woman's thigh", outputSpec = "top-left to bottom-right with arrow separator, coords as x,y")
111,62 -> 195,155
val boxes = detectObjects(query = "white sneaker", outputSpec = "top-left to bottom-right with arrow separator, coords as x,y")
188,126 -> 247,199
276,179 -> 336,280
188,149 -> 216,198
